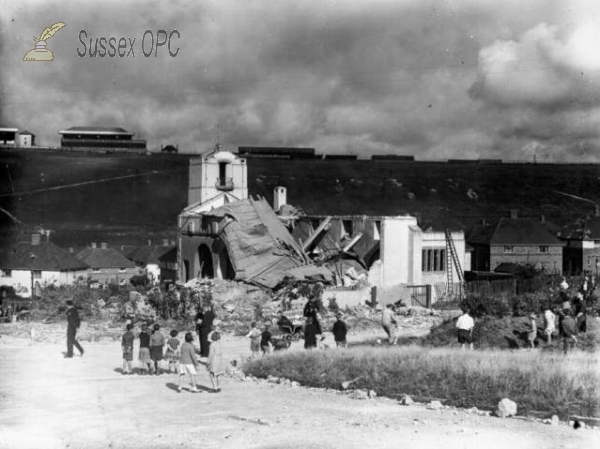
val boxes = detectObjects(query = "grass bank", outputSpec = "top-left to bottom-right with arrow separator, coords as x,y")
243,346 -> 600,418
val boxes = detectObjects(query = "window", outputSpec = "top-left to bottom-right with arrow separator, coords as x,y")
32,270 -> 42,279
92,268 -> 101,273
1,269 -> 11,277
503,246 -> 514,253
342,220 -> 354,236
422,249 -> 446,272
187,221 -> 195,234
539,246 -> 549,253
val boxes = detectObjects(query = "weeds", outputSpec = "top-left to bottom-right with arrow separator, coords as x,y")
244,346 -> 600,417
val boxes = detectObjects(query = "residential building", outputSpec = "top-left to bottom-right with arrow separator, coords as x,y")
0,234 -> 88,297
126,241 -> 175,284
558,206 -> 600,275
76,242 -> 137,284
467,210 -> 563,274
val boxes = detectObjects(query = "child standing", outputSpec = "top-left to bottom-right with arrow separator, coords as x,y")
456,306 -> 474,350
260,323 -> 272,356
138,325 -> 153,374
149,323 -> 165,375
178,332 -> 199,393
207,331 -> 224,392
332,312 -> 348,348
543,306 -> 556,344
528,313 -> 538,349
121,323 -> 135,375
164,330 -> 181,374
245,322 -> 262,358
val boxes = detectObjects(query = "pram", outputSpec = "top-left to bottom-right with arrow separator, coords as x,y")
271,315 -> 304,350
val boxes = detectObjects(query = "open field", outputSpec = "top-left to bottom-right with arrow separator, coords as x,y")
3,148 -> 600,244
1,331 -> 598,449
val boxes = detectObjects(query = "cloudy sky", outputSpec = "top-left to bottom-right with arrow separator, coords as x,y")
1,0 -> 599,160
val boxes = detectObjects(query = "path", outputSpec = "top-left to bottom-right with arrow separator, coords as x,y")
0,334 -> 597,449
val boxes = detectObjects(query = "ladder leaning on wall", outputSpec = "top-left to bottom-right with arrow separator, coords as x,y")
445,228 -> 467,298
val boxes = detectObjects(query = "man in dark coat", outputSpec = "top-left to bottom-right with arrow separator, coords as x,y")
195,304 -> 215,358
65,300 -> 84,358
560,307 -> 578,354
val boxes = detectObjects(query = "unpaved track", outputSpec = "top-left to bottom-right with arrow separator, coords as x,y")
0,334 -> 597,449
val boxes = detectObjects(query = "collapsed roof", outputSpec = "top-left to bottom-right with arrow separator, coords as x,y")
201,197 -> 332,289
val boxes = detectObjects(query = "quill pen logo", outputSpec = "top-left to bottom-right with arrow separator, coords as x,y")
23,22 -> 66,61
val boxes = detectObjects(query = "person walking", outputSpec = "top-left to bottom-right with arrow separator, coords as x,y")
65,300 -> 84,358
456,306 -> 474,350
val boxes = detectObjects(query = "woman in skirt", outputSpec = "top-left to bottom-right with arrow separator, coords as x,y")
149,323 -> 165,375
207,331 -> 224,392
138,325 -> 153,374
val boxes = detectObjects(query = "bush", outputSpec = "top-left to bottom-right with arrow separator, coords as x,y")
461,293 -> 511,318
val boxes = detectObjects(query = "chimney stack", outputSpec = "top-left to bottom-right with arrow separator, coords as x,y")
31,233 -> 41,246
273,186 -> 287,212
91,242 -> 97,249
509,209 -> 518,219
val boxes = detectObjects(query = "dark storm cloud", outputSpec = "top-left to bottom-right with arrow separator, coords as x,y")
1,0 -> 599,160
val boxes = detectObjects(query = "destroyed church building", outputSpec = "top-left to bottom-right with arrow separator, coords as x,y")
178,149 -> 469,303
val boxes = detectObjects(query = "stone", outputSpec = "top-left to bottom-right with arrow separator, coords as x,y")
368,390 -> 377,399
266,376 -> 280,384
497,398 -> 517,418
550,415 -> 560,426
351,389 -> 370,400
399,395 -> 414,406
290,381 -> 300,389
427,400 -> 443,410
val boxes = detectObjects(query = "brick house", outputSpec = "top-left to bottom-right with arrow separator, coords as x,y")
76,243 -> 137,284
558,207 -> 600,275
467,210 -> 563,274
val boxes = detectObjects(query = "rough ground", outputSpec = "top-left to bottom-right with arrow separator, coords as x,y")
0,327 -> 598,449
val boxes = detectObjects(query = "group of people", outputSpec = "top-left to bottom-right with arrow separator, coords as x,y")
119,313 -> 224,393
245,297 -> 350,355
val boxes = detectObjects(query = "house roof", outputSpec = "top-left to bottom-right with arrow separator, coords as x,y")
201,197 -> 331,288
127,245 -> 174,265
158,246 -> 177,264
467,217 -> 561,246
0,127 -> 18,132
558,215 -> 600,240
18,130 -> 34,136
59,126 -> 133,135
76,247 -> 136,269
0,242 -> 88,271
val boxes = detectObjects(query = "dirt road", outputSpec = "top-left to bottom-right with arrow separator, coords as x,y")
0,334 -> 597,449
